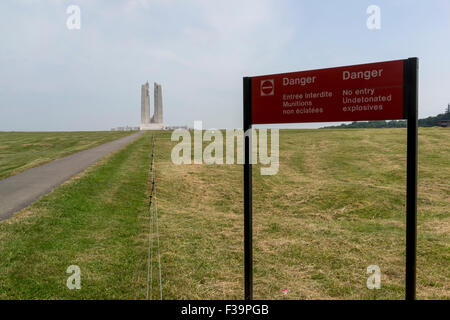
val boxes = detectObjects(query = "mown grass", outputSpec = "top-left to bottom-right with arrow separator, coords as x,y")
156,127 -> 449,300
0,132 -> 152,299
0,128 -> 448,300
0,131 -> 133,180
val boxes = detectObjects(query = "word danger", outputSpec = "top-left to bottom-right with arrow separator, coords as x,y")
283,76 -> 316,86
283,68 -> 384,87
343,68 -> 383,80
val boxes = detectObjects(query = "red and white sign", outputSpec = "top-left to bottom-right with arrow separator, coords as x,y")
251,60 -> 404,124
260,79 -> 274,96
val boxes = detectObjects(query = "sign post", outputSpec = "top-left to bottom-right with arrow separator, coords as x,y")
243,58 -> 418,300
405,57 -> 418,300
243,77 -> 253,300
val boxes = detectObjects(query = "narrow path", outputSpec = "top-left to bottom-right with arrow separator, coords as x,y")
0,131 -> 144,221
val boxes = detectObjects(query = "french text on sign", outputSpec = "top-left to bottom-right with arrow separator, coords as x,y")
283,76 -> 316,86
251,60 -> 404,124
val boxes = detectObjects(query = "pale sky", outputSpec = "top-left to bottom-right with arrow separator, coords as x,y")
1,0 -> 449,131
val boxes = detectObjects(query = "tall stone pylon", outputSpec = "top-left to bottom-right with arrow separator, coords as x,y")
141,81 -> 150,126
153,82 -> 163,124
140,81 -> 165,130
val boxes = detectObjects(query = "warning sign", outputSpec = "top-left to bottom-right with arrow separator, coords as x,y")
251,60 -> 404,124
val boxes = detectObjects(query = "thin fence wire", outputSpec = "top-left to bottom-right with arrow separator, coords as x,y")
146,135 -> 163,300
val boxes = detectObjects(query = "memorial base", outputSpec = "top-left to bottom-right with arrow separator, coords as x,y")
140,123 -> 166,130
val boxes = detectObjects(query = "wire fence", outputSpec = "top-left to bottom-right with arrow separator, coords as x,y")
146,135 -> 163,300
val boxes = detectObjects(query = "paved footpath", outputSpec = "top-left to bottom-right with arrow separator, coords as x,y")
0,131 -> 144,221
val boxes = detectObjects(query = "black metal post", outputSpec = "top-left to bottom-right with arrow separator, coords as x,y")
405,57 -> 418,300
243,77 -> 253,300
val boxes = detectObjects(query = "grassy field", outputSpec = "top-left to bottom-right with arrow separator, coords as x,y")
156,127 -> 449,299
0,131 -> 133,180
0,133 -> 151,299
0,128 -> 448,299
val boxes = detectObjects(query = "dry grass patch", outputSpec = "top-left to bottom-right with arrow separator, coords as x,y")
152,128 -> 448,300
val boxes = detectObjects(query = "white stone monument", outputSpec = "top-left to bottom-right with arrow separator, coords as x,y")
140,81 -> 165,130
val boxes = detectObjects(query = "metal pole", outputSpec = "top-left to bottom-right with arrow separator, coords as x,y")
243,77 -> 253,300
405,57 -> 418,300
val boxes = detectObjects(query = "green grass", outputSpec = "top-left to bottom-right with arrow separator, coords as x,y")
0,131 -> 133,179
0,128 -> 448,300
0,132 -> 152,299
155,127 -> 449,300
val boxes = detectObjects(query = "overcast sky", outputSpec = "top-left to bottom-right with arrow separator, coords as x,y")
1,0 -> 449,131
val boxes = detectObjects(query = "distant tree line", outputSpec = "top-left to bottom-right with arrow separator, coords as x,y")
324,104 -> 450,129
